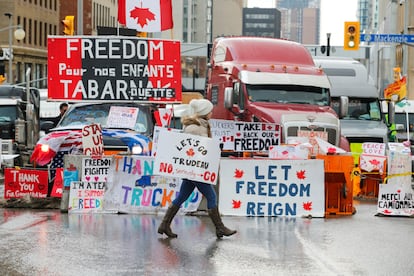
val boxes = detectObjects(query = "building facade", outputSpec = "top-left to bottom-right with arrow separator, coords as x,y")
242,8 -> 281,38
0,0 -> 59,87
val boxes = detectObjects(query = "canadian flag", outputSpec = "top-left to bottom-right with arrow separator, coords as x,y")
118,0 -> 173,32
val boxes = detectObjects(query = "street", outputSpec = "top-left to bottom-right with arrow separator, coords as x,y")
0,200 -> 412,276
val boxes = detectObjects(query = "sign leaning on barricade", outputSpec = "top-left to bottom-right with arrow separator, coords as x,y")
377,143 -> 414,216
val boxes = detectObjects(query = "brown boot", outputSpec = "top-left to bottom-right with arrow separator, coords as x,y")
158,204 -> 180,238
208,207 -> 237,238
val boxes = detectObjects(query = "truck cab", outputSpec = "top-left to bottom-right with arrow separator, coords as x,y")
313,57 -> 388,157
206,37 -> 349,153
0,85 -> 40,167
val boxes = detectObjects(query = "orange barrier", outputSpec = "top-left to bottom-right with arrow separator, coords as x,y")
316,155 -> 355,216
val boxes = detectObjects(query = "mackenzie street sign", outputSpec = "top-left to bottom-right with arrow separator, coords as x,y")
360,34 -> 414,43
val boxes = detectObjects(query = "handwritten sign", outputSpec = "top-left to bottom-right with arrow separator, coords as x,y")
4,168 -> 48,198
377,184 -> 414,216
362,142 -> 386,156
376,148 -> 413,216
218,159 -> 325,217
210,119 -> 236,151
107,106 -> 139,129
104,156 -> 202,213
82,157 -> 111,182
268,145 -> 309,159
233,122 -> 280,152
68,181 -> 106,213
153,130 -> 221,184
82,123 -> 103,158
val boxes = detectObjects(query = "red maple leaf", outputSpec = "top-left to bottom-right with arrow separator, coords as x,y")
327,147 -> 337,154
186,148 -> 195,157
303,201 -> 312,211
383,209 -> 392,214
297,170 -> 306,180
234,169 -> 244,178
162,113 -> 169,120
369,159 -> 380,166
130,6 -> 156,27
232,200 -> 241,208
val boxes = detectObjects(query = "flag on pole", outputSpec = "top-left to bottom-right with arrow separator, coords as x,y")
118,0 -> 173,32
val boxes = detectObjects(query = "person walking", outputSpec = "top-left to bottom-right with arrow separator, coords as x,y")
158,99 -> 237,239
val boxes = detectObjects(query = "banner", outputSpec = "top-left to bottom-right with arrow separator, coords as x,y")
218,159 -> 325,217
47,36 -> 181,103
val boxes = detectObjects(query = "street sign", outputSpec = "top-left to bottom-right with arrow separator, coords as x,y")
360,34 -> 414,43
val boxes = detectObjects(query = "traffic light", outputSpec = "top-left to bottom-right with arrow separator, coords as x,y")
344,21 -> 360,50
62,15 -> 75,35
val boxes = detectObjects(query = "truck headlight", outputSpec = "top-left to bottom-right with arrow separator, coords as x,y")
132,145 -> 143,155
40,144 -> 50,153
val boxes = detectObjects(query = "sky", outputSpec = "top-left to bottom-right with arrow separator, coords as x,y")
247,0 -> 358,45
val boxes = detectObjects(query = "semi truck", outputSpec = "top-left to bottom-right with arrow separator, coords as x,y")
205,36 -> 349,154
0,84 -> 40,167
313,57 -> 388,152
313,57 -> 389,198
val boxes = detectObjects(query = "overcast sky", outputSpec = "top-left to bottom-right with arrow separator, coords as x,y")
247,0 -> 358,45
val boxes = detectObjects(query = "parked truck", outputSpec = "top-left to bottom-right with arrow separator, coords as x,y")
205,36 -> 349,154
313,57 -> 388,152
313,57 -> 389,198
0,84 -> 40,167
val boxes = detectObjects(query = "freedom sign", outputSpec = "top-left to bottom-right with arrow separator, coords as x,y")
47,36 -> 182,103
153,129 -> 221,185
218,159 -> 325,217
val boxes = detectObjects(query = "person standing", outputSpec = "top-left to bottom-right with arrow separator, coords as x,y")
52,102 -> 69,127
158,99 -> 237,239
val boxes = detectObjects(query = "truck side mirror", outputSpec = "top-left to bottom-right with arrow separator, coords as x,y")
339,96 -> 349,118
388,101 -> 395,125
224,87 -> 234,109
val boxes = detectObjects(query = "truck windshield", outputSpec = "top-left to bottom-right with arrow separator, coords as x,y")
58,103 -> 151,133
246,84 -> 329,106
0,106 -> 17,122
331,98 -> 382,121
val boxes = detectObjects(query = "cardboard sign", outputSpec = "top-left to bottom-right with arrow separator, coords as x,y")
218,159 -> 325,217
105,156 -> 202,213
209,120 -> 280,152
82,123 -> 103,158
47,36 -> 182,102
68,181 -> 106,213
153,129 -> 221,184
106,106 -> 139,129
268,145 -> 309,160
362,142 -> 386,156
233,122 -> 280,152
82,157 -> 111,182
4,168 -> 48,198
210,119 -> 236,151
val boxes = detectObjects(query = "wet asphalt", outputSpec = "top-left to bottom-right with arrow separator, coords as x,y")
0,200 -> 412,276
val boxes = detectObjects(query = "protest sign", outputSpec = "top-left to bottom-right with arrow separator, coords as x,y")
153,130 -> 221,184
218,159 -> 325,217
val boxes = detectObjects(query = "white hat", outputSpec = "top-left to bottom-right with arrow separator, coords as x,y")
189,99 -> 213,116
